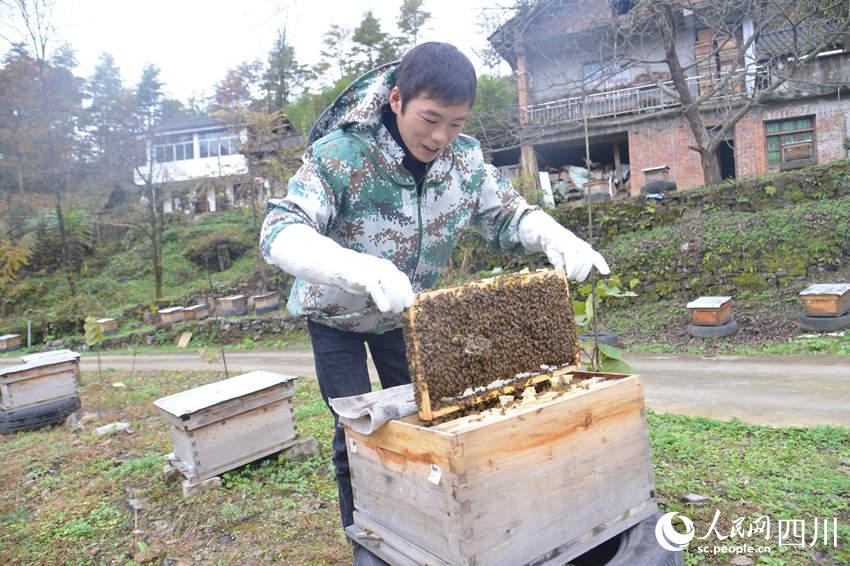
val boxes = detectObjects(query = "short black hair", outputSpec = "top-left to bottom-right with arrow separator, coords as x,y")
396,42 -> 477,112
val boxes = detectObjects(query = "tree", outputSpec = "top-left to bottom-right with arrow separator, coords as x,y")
213,60 -> 262,112
0,236 -> 30,317
128,66 -> 167,302
395,0 -> 431,50
0,46 -> 41,194
317,24 -> 353,82
135,64 -> 163,133
465,74 -> 519,153
263,29 -> 312,111
1,0 -> 80,298
350,10 -> 391,74
85,53 -> 134,179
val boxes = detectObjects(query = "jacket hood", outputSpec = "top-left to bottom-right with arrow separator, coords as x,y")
308,62 -> 398,145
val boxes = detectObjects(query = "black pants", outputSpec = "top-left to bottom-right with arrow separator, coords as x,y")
307,319 -> 411,529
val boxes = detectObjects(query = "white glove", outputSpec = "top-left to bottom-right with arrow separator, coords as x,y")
518,210 -> 610,282
268,224 -> 415,314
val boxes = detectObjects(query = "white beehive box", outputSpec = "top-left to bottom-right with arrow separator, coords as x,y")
154,371 -> 299,482
0,351 -> 81,411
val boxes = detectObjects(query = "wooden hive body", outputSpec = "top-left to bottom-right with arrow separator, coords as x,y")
96,318 -> 118,335
687,296 -> 733,326
0,352 -> 81,411
158,307 -> 185,325
253,292 -> 280,314
183,304 -> 210,321
347,372 -> 657,566
800,284 -> 850,317
154,371 -> 298,482
217,294 -> 247,317
0,334 -> 23,352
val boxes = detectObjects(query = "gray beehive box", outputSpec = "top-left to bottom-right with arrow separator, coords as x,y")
154,371 -> 299,483
0,350 -> 81,411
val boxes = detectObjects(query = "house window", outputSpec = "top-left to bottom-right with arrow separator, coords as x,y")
153,133 -> 193,163
765,117 -> 815,169
199,130 -> 240,158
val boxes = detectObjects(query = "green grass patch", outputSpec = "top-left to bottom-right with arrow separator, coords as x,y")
0,369 -> 847,564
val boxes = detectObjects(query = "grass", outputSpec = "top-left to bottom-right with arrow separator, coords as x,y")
0,369 -> 847,564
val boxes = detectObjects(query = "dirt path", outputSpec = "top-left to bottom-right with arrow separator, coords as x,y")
2,350 -> 848,427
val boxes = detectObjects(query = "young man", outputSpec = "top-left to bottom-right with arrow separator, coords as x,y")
260,42 -> 608,564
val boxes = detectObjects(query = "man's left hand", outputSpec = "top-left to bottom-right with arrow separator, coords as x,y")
518,210 -> 610,282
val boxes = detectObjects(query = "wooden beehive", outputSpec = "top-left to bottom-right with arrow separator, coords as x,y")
253,292 -> 280,314
799,284 -> 850,317
0,334 -> 23,352
0,351 -> 80,411
687,296 -> 733,326
347,269 -> 658,564
158,307 -> 185,326
346,371 -> 657,566
182,303 -> 210,321
217,294 -> 247,317
153,371 -> 298,483
404,270 -> 579,421
96,318 -> 118,335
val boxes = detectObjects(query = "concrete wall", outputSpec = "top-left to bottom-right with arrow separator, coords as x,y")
526,16 -> 697,104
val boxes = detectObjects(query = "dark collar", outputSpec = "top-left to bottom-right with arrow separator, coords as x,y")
381,105 -> 428,186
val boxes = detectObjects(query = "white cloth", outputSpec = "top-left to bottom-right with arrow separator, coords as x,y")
268,224 -> 415,314
519,210 -> 610,282
329,384 -> 417,435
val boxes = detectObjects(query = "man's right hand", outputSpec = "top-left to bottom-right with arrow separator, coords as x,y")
336,251 -> 415,314
267,224 -> 415,314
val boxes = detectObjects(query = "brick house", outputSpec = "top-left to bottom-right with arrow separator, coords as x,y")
132,115 -> 302,214
488,0 -> 850,195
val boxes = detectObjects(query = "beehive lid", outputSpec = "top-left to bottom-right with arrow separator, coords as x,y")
0,351 -> 80,378
96,317 -> 116,323
185,304 -> 207,311
253,292 -> 277,299
153,370 -> 297,419
220,294 -> 246,301
21,349 -> 80,363
0,334 -> 20,340
799,284 -> 850,296
687,296 -> 732,309
158,307 -> 185,314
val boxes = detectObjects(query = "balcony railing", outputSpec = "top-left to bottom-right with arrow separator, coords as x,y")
523,67 -> 762,126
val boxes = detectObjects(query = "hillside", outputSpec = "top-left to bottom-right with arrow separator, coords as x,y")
2,161 -> 850,355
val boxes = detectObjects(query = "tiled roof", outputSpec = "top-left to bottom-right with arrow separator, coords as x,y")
154,115 -> 228,133
757,22 -> 843,59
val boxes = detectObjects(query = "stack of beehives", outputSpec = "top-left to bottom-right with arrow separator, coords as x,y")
0,350 -> 82,434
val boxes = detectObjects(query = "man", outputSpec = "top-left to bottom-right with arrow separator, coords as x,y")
260,42 -> 608,564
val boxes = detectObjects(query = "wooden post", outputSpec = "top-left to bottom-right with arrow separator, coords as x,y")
515,44 -> 539,195
613,141 -> 623,192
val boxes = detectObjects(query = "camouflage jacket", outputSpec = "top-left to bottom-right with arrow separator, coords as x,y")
260,63 -> 537,333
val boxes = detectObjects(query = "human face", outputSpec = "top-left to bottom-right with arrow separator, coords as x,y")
388,86 -> 470,163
